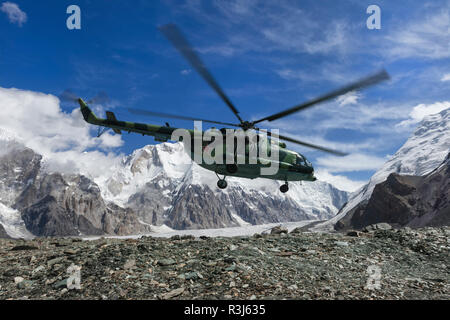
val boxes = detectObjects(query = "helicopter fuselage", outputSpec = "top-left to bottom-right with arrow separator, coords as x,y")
78,98 -> 316,184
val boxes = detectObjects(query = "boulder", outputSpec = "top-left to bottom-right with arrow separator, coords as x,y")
363,223 -> 393,233
270,226 -> 288,235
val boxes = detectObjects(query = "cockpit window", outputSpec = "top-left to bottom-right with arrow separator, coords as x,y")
296,155 -> 305,165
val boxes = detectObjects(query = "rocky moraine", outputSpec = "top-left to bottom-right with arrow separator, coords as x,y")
0,225 -> 448,300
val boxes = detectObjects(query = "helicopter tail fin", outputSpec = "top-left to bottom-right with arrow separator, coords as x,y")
78,98 -> 101,125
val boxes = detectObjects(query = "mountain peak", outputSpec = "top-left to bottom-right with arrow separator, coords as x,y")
94,141 -> 349,228
315,107 -> 450,231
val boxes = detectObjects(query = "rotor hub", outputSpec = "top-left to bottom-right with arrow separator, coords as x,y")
241,121 -> 253,130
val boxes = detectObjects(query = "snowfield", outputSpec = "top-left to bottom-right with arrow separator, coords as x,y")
83,220 -> 318,240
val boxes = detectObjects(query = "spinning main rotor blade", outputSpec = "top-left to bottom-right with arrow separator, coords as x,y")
59,90 -> 110,105
128,108 -> 241,127
59,89 -> 78,103
87,91 -> 109,105
159,24 -> 244,124
252,69 -> 390,125
257,129 -> 348,156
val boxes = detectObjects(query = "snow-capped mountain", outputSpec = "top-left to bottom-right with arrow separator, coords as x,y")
95,142 -> 348,229
0,129 -> 36,239
314,107 -> 450,231
0,128 -> 349,238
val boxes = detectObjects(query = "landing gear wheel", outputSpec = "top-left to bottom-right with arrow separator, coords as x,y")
280,183 -> 289,193
226,164 -> 238,174
217,179 -> 228,189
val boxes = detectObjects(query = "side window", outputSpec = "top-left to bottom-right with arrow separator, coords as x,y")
245,136 -> 249,155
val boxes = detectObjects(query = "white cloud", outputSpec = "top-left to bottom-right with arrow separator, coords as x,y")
1,2 -> 27,26
315,169 -> 365,193
441,74 -> 450,82
397,101 -> 450,127
336,91 -> 360,107
186,0 -> 351,57
316,153 -> 386,173
0,87 -> 123,178
181,69 -> 192,75
383,8 -> 450,60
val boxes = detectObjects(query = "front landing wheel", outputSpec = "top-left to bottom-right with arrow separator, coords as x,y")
280,183 -> 289,193
217,179 -> 228,189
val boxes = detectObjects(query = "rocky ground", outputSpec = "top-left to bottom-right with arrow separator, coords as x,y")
0,226 -> 448,300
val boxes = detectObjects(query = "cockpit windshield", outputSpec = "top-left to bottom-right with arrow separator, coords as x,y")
305,158 -> 311,166
296,155 -> 311,167
296,155 -> 306,166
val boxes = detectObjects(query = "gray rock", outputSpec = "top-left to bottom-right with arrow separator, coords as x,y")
53,278 -> 68,289
47,257 -> 65,267
157,258 -> 176,266
124,259 -> 136,270
32,266 -> 45,275
14,277 -> 24,284
11,245 -> 38,251
0,224 -> 11,239
180,235 -> 195,240
182,272 -> 201,280
161,287 -> 184,299
346,230 -> 362,237
270,226 -> 288,235
363,223 -> 393,233
17,280 -> 33,289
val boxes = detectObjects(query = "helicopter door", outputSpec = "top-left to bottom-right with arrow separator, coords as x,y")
233,135 -> 251,165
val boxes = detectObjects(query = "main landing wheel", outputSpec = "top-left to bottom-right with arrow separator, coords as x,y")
217,179 -> 228,189
280,183 -> 289,193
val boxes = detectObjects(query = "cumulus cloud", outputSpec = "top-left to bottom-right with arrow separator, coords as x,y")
315,169 -> 365,193
1,2 -> 27,26
397,101 -> 450,127
180,69 -> 192,75
0,87 -> 123,178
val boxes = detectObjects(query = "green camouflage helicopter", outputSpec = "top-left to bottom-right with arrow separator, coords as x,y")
77,24 -> 389,193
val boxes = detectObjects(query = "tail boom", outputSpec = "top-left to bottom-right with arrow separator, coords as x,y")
78,98 -> 178,141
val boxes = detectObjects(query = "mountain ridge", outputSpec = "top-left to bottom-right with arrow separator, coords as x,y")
335,151 -> 450,230
314,107 -> 450,231
0,131 -> 348,238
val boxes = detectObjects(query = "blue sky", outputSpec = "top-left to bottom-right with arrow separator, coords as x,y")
0,0 -> 449,191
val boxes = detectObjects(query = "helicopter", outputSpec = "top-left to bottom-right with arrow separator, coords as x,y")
77,24 -> 389,193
